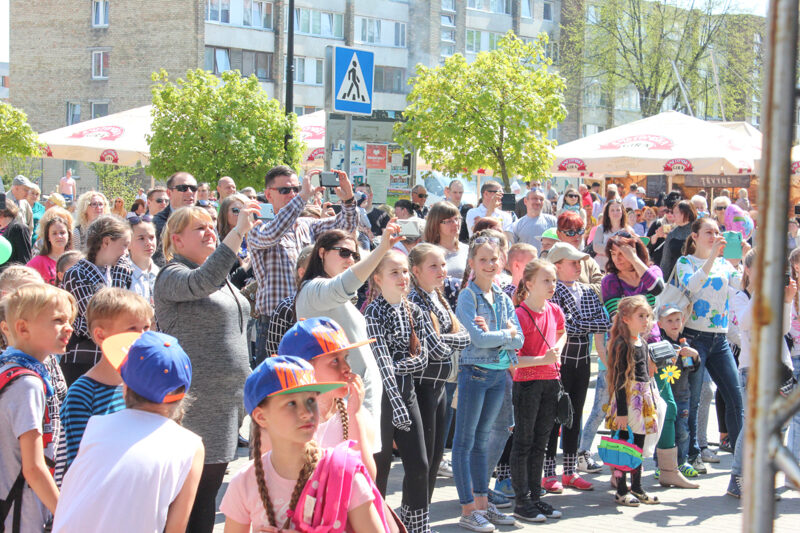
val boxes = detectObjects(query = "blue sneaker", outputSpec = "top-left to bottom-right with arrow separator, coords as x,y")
494,478 -> 515,498
487,488 -> 512,509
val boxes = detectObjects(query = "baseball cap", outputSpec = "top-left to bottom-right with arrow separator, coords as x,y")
637,187 -> 646,194
12,175 -> 34,188
278,317 -> 375,362
44,193 -> 66,208
657,303 -> 684,320
102,331 -> 192,404
244,356 -> 345,414
546,242 -> 589,264
539,228 -> 560,241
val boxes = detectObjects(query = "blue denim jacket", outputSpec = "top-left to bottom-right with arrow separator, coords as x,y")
455,281 -> 523,366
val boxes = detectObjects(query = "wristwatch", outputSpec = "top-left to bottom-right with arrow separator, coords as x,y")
342,196 -> 355,206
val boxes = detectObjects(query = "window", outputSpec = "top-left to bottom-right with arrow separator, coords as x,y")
64,161 -> 80,179
0,76 -> 8,88
374,66 -> 405,93
616,85 -> 640,111
294,106 -> 320,116
91,51 -> 109,79
441,14 -> 455,27
467,0 -> 512,14
293,57 -> 323,85
206,0 -> 230,23
466,29 -> 480,52
243,0 -> 252,25
442,0 -> 455,10
91,102 -> 108,119
360,18 -> 381,44
584,81 -> 603,107
204,46 -> 230,74
253,1 -> 273,29
583,124 -> 604,137
394,23 -> 406,47
92,1 -> 109,27
441,44 -> 455,57
441,29 -> 455,42
488,33 -> 501,50
543,1 -> 553,21
586,5 -> 599,24
294,8 -> 343,38
66,103 -> 81,125
242,50 -> 273,80
466,30 -> 502,52
522,0 -> 532,18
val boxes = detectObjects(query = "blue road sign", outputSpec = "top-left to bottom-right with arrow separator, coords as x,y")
333,46 -> 374,115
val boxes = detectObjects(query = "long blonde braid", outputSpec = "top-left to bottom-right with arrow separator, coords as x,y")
334,397 -> 350,440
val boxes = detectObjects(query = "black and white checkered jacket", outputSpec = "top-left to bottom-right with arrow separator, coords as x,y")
551,281 -> 610,366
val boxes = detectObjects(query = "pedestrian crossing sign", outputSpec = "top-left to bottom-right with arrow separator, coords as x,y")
332,46 -> 374,115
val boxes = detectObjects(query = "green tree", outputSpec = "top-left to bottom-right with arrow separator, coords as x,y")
147,69 -> 305,191
394,32 -> 566,192
88,163 -> 143,207
0,102 -> 41,185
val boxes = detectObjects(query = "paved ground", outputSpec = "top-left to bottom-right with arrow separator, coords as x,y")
214,377 -> 799,532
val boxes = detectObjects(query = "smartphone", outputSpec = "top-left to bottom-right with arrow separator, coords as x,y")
399,219 -> 421,239
722,230 -> 743,260
794,205 -> 800,216
331,204 -> 342,214
0,193 -> 5,211
320,171 -> 339,188
257,203 -> 275,221
502,193 -> 517,212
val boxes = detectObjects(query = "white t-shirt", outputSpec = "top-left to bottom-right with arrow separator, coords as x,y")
465,204 -> 514,236
622,192 -> 639,211
52,409 -> 202,533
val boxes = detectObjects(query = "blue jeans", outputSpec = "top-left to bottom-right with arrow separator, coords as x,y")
684,329 -> 744,458
674,390 -> 691,463
579,368 -> 607,452
443,381 -> 457,448
253,315 -> 270,368
789,357 -> 800,462
452,365 -> 508,505
732,368 -> 749,477
487,371 -> 514,480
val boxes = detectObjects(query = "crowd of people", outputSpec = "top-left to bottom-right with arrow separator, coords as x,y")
1,167 -> 799,533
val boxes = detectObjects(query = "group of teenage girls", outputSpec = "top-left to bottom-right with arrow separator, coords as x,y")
223,210 -> 793,533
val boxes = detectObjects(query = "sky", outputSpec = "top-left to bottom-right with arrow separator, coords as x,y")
0,0 -> 773,65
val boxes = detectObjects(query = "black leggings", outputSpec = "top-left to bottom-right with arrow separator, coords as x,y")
511,379 -> 559,500
415,380 -> 447,503
186,462 -> 228,533
614,432 -> 646,496
546,358 -> 590,459
374,392 -> 429,514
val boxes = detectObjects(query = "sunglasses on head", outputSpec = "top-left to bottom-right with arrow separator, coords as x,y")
329,246 -> 360,261
473,236 -> 501,246
269,186 -> 301,195
127,214 -> 153,225
171,184 -> 198,193
561,228 -> 585,237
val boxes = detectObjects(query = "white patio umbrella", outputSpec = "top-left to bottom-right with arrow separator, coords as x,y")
551,111 -> 756,176
38,105 -> 152,167
298,110 -> 325,164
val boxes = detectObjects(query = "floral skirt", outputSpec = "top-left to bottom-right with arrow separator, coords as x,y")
605,380 -> 660,436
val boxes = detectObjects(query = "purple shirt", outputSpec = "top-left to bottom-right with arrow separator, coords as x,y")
601,264 -> 664,341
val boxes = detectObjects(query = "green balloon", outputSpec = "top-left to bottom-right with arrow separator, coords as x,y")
0,236 -> 11,265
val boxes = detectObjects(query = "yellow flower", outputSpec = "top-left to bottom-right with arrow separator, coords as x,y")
660,365 -> 682,384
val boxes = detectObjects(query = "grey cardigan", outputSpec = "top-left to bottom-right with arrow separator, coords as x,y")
154,243 -> 250,463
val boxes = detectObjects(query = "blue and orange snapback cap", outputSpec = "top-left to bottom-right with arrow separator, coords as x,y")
277,317 -> 375,362
244,355 -> 345,414
102,331 -> 192,404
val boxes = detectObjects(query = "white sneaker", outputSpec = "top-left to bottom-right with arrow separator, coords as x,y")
701,447 -> 720,464
459,511 -> 495,532
438,459 -> 454,478
481,504 -> 516,526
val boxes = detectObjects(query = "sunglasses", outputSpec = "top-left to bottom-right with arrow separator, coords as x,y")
126,214 -> 153,225
473,236 -> 501,246
154,198 -> 168,204
561,228 -> 586,237
329,247 -> 361,261
566,194 -> 580,199
416,193 -> 428,198
89,202 -> 105,208
171,184 -> 198,193
714,206 -> 726,211
269,186 -> 301,195
485,189 -> 502,195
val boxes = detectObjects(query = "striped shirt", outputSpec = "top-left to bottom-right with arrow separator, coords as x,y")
54,377 -> 125,486
551,281 -> 611,366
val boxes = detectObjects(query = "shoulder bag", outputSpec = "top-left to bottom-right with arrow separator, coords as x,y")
654,259 -> 693,321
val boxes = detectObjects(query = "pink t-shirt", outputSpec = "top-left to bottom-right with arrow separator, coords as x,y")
316,411 -> 346,448
220,450 -> 374,531
27,254 -> 57,285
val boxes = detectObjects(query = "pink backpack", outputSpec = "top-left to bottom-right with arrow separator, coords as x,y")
288,440 -> 398,533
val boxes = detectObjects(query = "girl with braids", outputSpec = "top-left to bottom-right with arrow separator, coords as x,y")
452,235 -> 522,532
408,243 -> 470,502
605,295 -> 661,507
221,356 -> 391,533
365,249 -> 449,533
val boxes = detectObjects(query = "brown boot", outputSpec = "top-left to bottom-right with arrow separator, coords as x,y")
657,447 -> 699,489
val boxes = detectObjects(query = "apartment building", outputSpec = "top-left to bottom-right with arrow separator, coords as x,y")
0,62 -> 8,100
9,0 -> 560,190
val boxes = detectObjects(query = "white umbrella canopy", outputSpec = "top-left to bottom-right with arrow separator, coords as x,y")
552,111 -> 756,176
297,110 -> 325,164
38,105 -> 153,167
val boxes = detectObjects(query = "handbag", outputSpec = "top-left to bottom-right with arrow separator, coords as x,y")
598,426 -> 643,472
654,260 -> 693,321
519,305 -> 574,428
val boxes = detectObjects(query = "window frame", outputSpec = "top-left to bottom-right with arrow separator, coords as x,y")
92,0 -> 109,28
204,46 -> 231,75
543,1 -> 554,21
242,50 -> 274,80
90,102 -> 109,119
293,7 -> 344,38
374,66 -> 406,94
66,102 -> 81,126
91,50 -> 109,80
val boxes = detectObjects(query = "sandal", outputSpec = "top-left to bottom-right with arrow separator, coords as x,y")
615,493 -> 640,507
631,490 -> 660,504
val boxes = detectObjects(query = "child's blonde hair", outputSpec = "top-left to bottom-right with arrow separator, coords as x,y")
0,266 -> 44,296
162,206 -> 214,262
507,243 -> 537,267
3,284 -> 77,339
408,243 -> 461,334
606,295 -> 652,394
513,259 -> 557,307
85,288 -> 153,341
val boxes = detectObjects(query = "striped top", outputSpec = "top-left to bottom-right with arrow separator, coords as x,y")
54,376 -> 124,486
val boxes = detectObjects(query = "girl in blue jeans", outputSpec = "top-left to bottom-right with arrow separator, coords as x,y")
675,218 -> 744,459
454,235 -> 523,532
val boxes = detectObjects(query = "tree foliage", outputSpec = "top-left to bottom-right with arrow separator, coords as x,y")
88,163 -> 143,208
394,32 -> 566,192
147,69 -> 305,191
0,102 -> 41,182
561,0 -> 754,120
